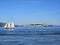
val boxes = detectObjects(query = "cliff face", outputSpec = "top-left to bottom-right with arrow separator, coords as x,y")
0,22 -> 6,27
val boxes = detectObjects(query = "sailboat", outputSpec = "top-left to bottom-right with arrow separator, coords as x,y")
4,22 -> 15,29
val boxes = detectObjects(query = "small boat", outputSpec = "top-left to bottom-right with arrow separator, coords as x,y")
4,22 -> 15,30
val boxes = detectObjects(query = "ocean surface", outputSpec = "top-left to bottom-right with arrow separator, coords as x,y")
0,26 -> 60,45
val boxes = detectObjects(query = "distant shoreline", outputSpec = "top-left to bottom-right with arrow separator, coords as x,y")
0,22 -> 60,27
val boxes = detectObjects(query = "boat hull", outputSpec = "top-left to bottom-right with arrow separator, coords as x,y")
4,27 -> 14,30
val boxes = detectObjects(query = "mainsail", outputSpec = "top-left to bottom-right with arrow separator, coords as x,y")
10,22 -> 15,28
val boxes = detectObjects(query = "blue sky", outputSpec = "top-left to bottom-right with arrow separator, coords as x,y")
0,0 -> 60,25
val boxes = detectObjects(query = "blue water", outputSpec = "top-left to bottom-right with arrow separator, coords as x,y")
0,27 -> 60,45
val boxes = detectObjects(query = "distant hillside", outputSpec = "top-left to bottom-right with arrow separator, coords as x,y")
0,22 -> 19,27
0,22 -> 6,27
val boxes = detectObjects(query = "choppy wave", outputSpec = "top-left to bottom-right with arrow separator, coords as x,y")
0,27 -> 60,45
0,31 -> 60,36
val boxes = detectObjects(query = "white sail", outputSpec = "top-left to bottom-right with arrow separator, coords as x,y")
4,22 -> 15,29
8,23 -> 11,28
4,23 -> 8,28
10,22 -> 15,28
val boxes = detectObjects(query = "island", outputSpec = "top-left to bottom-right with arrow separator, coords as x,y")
19,24 -> 53,27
